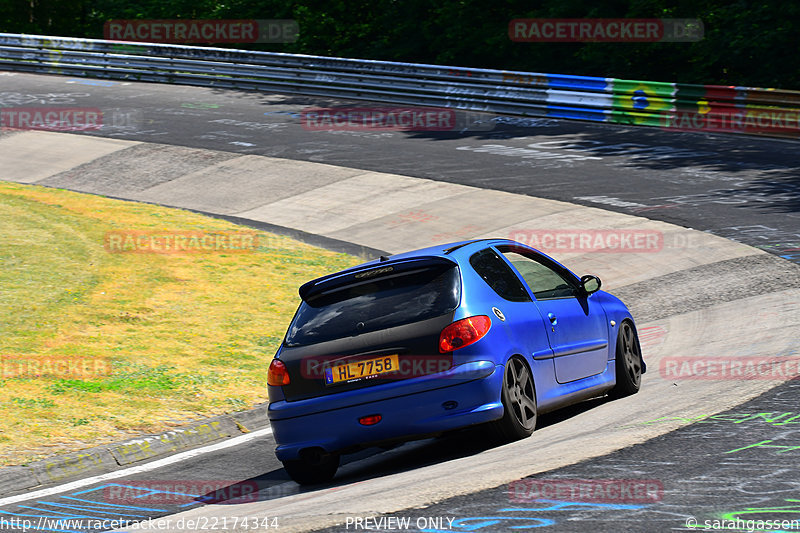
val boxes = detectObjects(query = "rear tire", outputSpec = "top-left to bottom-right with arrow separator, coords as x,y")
609,321 -> 642,398
282,452 -> 339,485
490,356 -> 537,441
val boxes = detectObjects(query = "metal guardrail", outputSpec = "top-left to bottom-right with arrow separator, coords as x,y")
1,33 -> 799,138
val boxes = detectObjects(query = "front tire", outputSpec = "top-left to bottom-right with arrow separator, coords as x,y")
609,320 -> 642,398
282,452 -> 339,485
490,356 -> 537,441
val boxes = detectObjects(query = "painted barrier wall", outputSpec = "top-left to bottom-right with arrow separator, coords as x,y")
1,33 -> 799,139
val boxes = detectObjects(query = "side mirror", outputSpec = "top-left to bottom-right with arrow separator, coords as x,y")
580,275 -> 602,295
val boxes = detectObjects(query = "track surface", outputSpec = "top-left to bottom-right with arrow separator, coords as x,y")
316,380 -> 800,533
0,72 -> 798,533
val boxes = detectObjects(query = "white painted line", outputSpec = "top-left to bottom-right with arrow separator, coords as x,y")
0,426 -> 274,507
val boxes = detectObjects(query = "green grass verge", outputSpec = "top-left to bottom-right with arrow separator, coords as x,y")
0,181 -> 361,465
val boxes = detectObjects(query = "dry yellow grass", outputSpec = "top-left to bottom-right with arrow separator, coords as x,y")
0,181 -> 361,465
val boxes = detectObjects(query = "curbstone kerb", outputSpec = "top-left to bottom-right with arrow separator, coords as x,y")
32,449 -> 119,486
108,419 -> 238,466
230,402 -> 270,433
0,403 -> 270,496
0,466 -> 42,494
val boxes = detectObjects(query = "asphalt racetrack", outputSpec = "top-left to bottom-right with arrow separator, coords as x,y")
0,72 -> 799,533
1,73 -> 798,265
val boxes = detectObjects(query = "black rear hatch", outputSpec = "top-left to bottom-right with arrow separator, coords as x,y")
279,257 -> 461,401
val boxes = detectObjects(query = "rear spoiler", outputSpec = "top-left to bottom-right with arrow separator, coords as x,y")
299,256 -> 458,303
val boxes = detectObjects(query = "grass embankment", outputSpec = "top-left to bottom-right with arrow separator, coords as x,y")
0,181 -> 361,465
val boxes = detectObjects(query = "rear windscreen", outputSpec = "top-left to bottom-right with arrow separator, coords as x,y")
285,264 -> 460,347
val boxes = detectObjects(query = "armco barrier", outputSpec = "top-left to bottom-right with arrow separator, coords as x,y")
1,33 -> 799,138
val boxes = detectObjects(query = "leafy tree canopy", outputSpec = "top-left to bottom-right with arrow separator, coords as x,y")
0,0 -> 796,88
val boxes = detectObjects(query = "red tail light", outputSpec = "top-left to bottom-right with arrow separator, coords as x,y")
439,315 -> 492,353
267,359 -> 290,386
359,414 -> 382,426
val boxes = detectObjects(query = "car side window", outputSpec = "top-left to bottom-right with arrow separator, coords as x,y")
499,250 -> 578,300
469,248 -> 531,302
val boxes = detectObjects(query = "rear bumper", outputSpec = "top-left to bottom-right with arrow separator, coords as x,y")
268,361 -> 503,461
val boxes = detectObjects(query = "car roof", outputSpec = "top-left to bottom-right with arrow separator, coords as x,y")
298,238 -> 581,301
368,238 -> 580,283
297,239 -> 496,297
343,239 -> 497,267
320,237 -> 543,276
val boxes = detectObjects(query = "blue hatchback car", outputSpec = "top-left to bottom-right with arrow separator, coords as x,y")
267,239 -> 644,484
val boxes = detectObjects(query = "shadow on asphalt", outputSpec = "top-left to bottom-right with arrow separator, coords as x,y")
198,393 -> 614,504
206,87 -> 800,216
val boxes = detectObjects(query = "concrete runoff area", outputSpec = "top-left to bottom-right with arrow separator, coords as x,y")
131,155 -> 371,214
0,131 -> 797,532
0,131 -> 137,184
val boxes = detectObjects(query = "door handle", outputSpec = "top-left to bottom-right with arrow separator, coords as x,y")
547,313 -> 557,325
